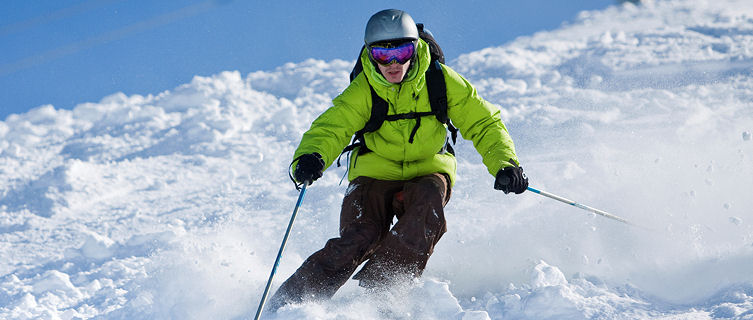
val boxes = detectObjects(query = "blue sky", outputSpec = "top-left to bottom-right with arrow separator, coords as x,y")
0,0 -> 614,120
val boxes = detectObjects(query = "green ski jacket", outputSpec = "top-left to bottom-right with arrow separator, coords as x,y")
292,39 -> 520,186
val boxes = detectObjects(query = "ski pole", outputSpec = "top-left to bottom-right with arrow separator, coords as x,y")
527,186 -> 632,225
254,181 -> 310,320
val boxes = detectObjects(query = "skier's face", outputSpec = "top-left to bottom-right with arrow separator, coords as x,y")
377,60 -> 411,83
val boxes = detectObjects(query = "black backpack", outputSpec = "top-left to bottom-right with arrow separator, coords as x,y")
339,23 -> 458,166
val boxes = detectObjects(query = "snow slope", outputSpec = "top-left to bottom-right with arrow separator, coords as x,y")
2,0 -> 753,318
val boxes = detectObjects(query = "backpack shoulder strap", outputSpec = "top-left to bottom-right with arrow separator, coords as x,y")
337,82 -> 387,166
350,45 -> 366,82
425,59 -> 447,122
425,59 -> 458,144
348,45 -> 386,134
364,84 -> 388,133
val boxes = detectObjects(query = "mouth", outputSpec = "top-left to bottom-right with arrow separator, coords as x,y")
378,63 -> 407,83
384,66 -> 403,75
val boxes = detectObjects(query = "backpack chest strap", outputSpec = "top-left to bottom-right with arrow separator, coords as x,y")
385,111 -> 435,143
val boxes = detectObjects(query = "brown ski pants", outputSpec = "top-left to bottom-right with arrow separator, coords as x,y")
268,173 -> 451,309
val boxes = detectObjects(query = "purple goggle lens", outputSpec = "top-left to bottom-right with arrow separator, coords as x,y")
369,42 -> 415,65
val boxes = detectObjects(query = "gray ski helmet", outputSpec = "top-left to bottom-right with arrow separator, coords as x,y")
364,9 -> 418,45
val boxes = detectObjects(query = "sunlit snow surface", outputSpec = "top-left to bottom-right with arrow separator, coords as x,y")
2,0 -> 753,319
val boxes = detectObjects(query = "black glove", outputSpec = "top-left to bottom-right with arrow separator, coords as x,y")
294,153 -> 324,184
494,165 -> 528,194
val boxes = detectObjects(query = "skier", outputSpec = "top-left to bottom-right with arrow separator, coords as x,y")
269,9 -> 528,309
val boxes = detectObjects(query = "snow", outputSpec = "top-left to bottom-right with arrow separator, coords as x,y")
2,0 -> 753,318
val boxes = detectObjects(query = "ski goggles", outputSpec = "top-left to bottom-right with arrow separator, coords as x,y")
369,41 -> 415,65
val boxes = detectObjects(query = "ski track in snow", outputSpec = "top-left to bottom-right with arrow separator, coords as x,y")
2,0 -> 753,319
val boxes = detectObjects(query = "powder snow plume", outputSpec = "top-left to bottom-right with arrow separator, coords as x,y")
2,0 -> 753,319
